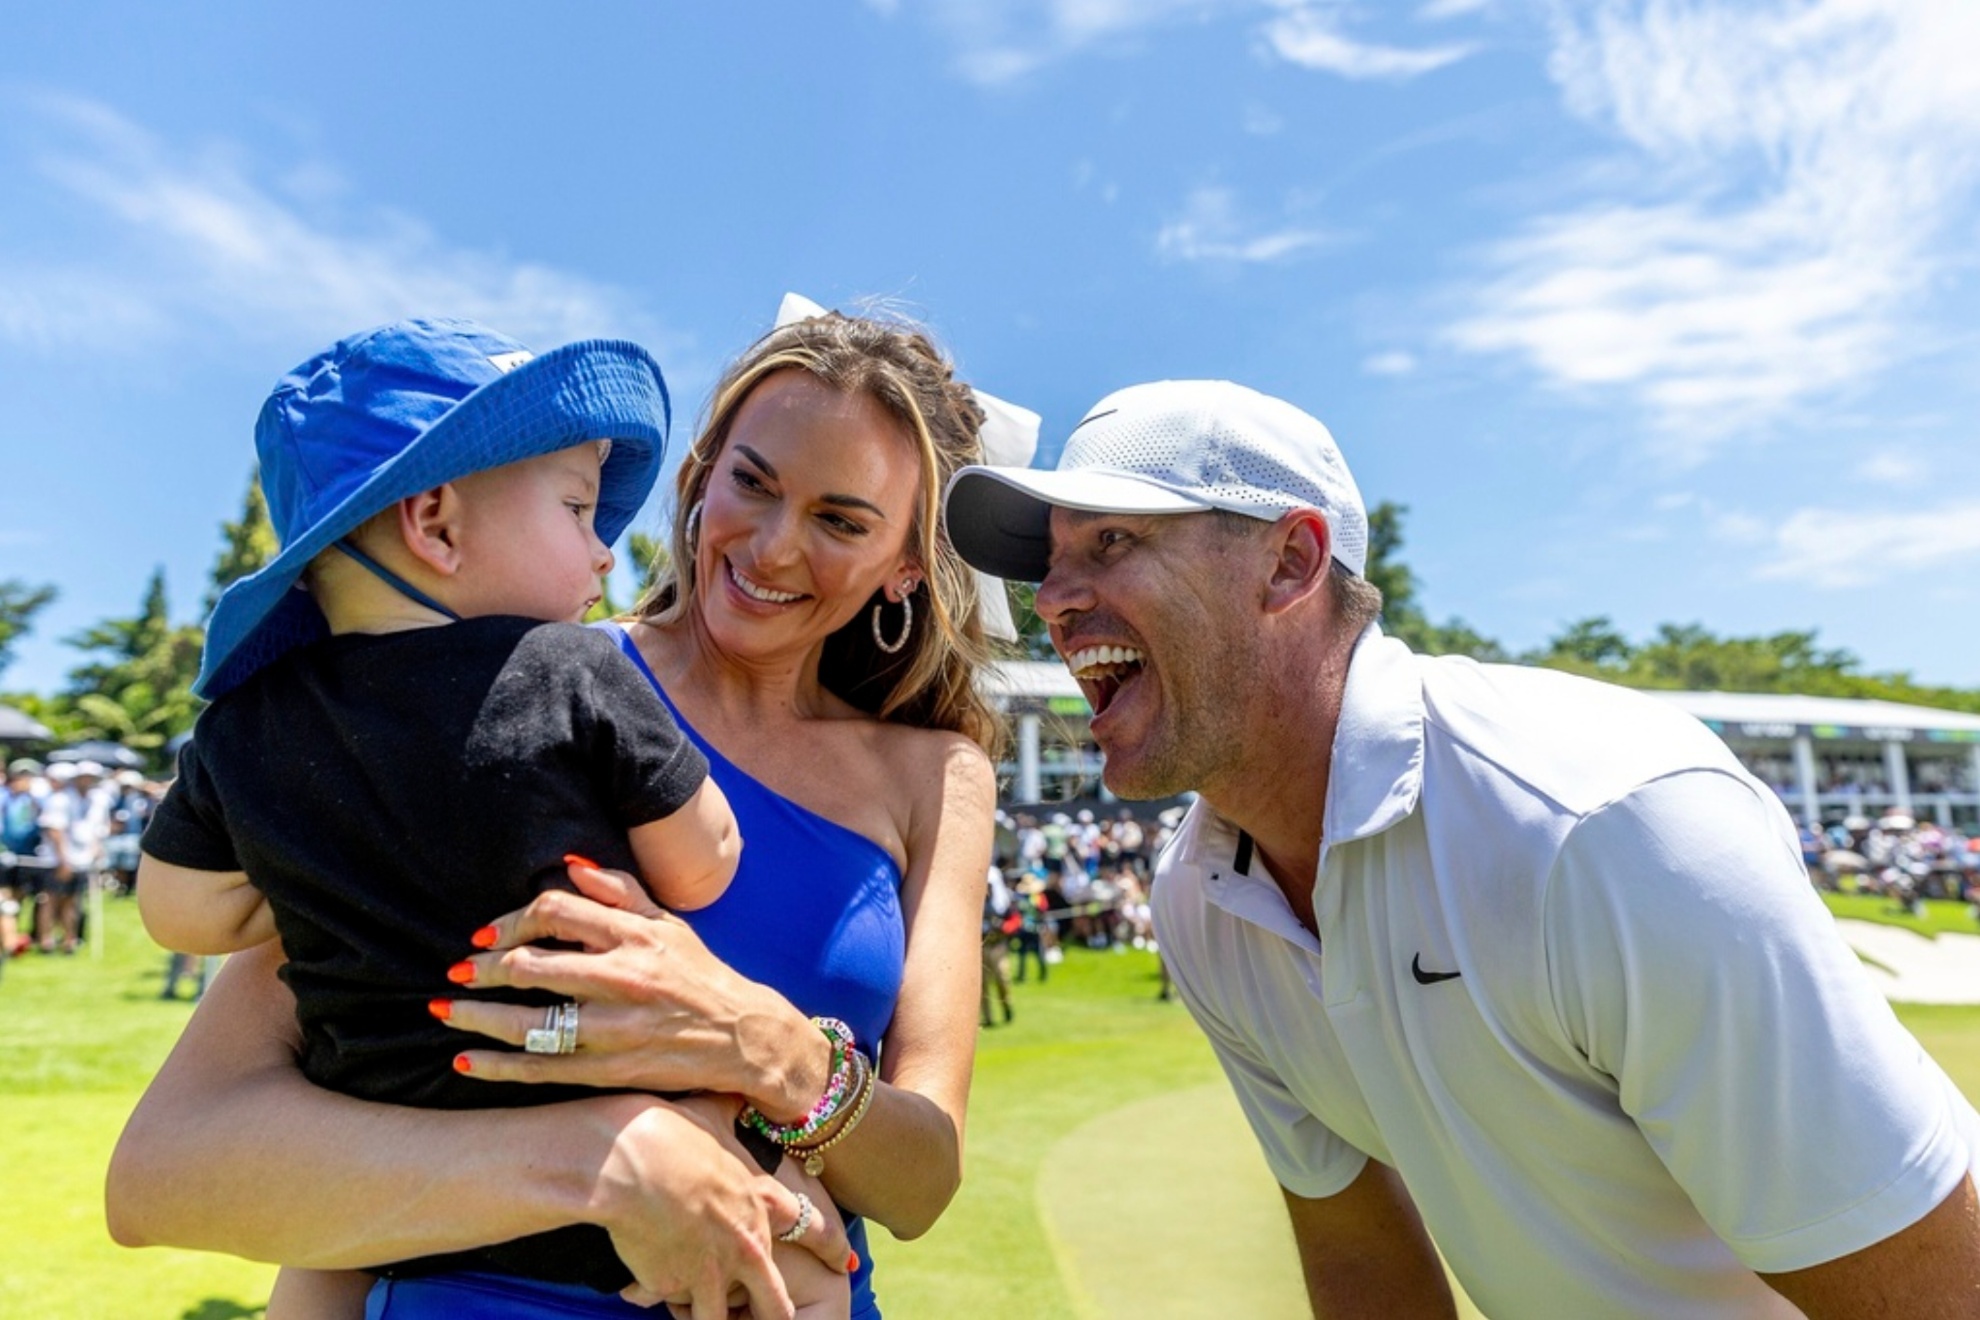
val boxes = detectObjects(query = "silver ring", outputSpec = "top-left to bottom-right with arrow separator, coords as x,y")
776,1191 -> 815,1244
524,1002 -> 578,1055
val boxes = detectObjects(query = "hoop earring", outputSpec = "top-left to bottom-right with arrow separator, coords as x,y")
683,500 -> 703,548
871,592 -> 914,654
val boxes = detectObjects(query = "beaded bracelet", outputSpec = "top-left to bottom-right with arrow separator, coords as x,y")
788,1049 -> 877,1177
739,1017 -> 858,1147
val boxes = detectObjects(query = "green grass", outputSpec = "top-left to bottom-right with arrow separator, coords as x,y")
1821,890 -> 1980,938
12,900 -> 1980,1318
0,898 -> 276,1318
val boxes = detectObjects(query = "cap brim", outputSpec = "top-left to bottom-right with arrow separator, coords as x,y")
197,339 -> 668,700
943,466 -> 1210,582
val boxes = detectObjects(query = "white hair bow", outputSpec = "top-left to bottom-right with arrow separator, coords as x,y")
774,293 -> 1039,641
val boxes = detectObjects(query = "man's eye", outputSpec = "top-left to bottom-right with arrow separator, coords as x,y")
1097,529 -> 1131,551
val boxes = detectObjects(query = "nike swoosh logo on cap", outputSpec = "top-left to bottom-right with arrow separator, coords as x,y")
1066,407 -> 1119,438
1411,953 -> 1461,985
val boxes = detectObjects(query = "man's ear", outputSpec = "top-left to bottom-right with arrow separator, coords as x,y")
1260,509 -> 1330,615
396,485 -> 465,577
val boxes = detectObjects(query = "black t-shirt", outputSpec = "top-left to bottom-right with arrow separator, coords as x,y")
144,617 -> 709,1289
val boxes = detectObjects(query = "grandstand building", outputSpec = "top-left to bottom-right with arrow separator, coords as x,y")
987,661 -> 1980,828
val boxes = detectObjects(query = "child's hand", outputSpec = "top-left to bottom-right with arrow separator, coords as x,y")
772,1237 -> 853,1320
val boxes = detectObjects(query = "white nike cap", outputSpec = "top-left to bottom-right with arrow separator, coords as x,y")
943,379 -> 1367,583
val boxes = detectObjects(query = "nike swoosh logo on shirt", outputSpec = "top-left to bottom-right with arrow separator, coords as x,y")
1411,953 -> 1461,985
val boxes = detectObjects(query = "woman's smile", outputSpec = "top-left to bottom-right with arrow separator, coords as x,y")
724,558 -> 806,606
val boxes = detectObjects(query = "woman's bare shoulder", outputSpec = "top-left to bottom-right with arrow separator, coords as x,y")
870,720 -> 992,787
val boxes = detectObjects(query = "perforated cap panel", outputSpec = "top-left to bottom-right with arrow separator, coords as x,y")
1064,381 -> 1367,573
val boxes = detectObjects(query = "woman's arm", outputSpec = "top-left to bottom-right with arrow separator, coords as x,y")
797,733 -> 994,1238
444,735 -> 997,1240
106,941 -> 841,1317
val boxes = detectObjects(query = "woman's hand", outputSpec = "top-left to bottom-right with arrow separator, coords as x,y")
438,861 -> 835,1122
594,1096 -> 848,1318
645,1095 -> 854,1320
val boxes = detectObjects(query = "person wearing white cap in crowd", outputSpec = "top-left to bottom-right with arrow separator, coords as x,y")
38,760 -> 111,953
944,379 -> 1980,1317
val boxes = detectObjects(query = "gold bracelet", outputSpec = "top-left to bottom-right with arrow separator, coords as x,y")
788,1049 -> 877,1177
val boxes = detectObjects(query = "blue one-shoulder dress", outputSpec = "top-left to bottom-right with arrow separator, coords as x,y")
367,623 -> 905,1320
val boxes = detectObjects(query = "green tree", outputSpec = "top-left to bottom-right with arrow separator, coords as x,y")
589,530 -> 668,621
1522,618 -> 1980,714
0,579 -> 58,681
205,471 -> 278,613
62,568 -> 204,760
1364,501 -> 1506,660
1528,615 -> 1634,677
1362,501 -> 1418,620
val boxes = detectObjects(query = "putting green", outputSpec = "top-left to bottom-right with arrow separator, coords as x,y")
1035,1081 -> 1484,1318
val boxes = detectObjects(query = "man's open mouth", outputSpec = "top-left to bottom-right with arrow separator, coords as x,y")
1065,644 -> 1145,719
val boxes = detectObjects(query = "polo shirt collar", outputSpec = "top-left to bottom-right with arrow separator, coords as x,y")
1172,624 -> 1424,913
1322,625 -> 1424,852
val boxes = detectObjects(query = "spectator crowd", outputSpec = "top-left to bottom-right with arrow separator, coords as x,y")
0,756 -> 165,973
979,804 -> 1188,1025
1800,811 -> 1980,915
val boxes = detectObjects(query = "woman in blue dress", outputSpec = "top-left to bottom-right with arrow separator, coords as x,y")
107,310 -> 1004,1320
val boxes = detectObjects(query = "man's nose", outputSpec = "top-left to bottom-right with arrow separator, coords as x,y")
1032,564 -> 1090,630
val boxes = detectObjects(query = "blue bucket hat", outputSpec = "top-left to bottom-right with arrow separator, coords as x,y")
196,317 -> 670,700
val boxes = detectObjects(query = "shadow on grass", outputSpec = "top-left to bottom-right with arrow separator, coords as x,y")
180,1301 -> 266,1320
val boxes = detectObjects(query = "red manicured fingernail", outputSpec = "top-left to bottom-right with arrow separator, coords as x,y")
564,853 -> 600,871
470,925 -> 498,949
447,961 -> 476,985
428,998 -> 453,1021
848,1251 -> 860,1272
453,1054 -> 472,1073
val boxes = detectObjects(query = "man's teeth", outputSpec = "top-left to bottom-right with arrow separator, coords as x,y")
730,565 -> 802,603
1066,644 -> 1145,676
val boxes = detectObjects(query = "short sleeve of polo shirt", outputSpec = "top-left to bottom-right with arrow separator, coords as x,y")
1162,917 -> 1370,1201
1544,769 -> 1974,1273
142,736 -> 242,873
566,629 -> 710,830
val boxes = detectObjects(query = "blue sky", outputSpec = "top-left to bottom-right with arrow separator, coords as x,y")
5,0 -> 1979,694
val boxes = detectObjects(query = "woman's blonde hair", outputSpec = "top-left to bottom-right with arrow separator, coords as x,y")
636,312 -> 1008,760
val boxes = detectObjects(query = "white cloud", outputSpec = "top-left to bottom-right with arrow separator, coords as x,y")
1243,102 -> 1285,135
1419,0 -> 1490,18
1263,5 -> 1474,80
1361,350 -> 1418,376
1758,499 -> 1980,587
1155,186 -> 1334,263
1,94 -> 672,358
1853,451 -> 1926,486
1709,510 -> 1769,545
923,0 -> 1236,85
1446,0 -> 1980,453
913,0 -> 1477,85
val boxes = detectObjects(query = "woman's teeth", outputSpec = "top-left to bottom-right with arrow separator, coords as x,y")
1066,644 -> 1145,677
729,563 -> 802,603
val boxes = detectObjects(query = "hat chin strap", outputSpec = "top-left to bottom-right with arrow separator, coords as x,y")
334,539 -> 462,622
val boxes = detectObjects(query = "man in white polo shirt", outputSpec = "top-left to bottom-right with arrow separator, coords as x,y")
944,381 -> 1980,1318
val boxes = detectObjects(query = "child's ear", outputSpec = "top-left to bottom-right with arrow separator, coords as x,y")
397,484 -> 465,576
